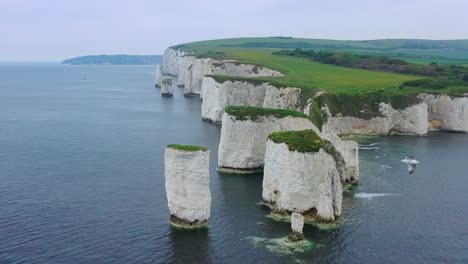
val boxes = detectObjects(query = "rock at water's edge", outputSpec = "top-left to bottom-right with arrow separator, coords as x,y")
218,109 -> 316,173
161,77 -> 173,97
262,138 -> 342,224
164,145 -> 211,228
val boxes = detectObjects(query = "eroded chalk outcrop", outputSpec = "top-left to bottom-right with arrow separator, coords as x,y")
322,102 -> 428,136
218,106 -> 316,173
201,77 -> 302,124
323,133 -> 359,184
164,144 -> 211,228
288,212 -> 305,242
154,65 -> 163,88
160,48 -> 283,97
161,77 -> 173,97
262,130 -> 344,224
418,93 -> 468,132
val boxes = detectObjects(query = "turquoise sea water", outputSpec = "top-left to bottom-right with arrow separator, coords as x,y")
1,63 -> 467,263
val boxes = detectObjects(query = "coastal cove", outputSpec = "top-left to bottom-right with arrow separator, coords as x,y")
1,63 -> 468,263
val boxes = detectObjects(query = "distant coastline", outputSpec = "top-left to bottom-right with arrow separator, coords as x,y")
62,55 -> 162,65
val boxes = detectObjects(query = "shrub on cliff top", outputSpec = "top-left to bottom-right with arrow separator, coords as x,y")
225,106 -> 308,121
268,130 -> 323,153
167,144 -> 208,151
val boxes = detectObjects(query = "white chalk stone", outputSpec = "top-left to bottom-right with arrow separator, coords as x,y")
418,93 -> 468,132
262,137 -> 343,223
161,78 -> 173,97
291,212 -> 304,234
201,77 -> 302,124
164,146 -> 211,227
154,65 -> 162,88
322,102 -> 428,136
218,109 -> 317,172
323,133 -> 359,184
160,48 -> 283,98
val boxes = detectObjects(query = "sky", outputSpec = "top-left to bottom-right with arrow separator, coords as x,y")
1,0 -> 467,61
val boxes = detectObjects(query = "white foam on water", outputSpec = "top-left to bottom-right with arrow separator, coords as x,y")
359,147 -> 381,150
354,192 -> 399,199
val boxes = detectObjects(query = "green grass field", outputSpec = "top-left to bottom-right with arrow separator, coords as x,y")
175,37 -> 468,125
176,37 -> 468,64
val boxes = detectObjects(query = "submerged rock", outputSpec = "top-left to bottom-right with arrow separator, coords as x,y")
161,77 -> 173,97
164,144 -> 211,228
217,106 -> 317,173
246,236 -> 314,256
262,130 -> 343,224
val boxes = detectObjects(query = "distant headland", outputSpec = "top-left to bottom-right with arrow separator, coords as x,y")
62,55 -> 162,65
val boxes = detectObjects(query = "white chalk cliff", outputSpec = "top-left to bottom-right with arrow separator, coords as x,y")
418,93 -> 468,132
201,77 -> 302,124
164,146 -> 211,227
262,138 -> 343,223
321,102 -> 429,136
218,110 -> 316,172
160,48 -> 283,97
158,46 -> 468,135
323,133 -> 359,184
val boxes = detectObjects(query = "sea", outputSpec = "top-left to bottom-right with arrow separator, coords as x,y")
1,62 -> 467,263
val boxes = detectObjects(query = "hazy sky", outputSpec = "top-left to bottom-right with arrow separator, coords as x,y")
1,0 -> 467,61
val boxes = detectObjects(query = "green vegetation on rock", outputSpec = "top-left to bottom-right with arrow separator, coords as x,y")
268,130 -> 323,153
225,106 -> 308,121
167,144 -> 208,152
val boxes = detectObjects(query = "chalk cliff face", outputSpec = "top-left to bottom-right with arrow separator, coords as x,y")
160,48 -> 283,97
164,146 -> 211,228
201,77 -> 302,124
218,111 -> 315,172
418,93 -> 468,132
262,140 -> 342,223
322,102 -> 428,136
323,133 -> 359,184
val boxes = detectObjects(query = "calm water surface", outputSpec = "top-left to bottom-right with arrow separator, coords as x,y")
1,63 -> 467,263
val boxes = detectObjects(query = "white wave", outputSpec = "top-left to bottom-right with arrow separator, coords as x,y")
358,147 -> 381,150
381,165 -> 392,169
359,143 -> 380,147
354,192 -> 399,199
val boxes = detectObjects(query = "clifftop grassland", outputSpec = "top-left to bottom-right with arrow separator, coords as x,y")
173,37 -> 468,126
174,37 -> 468,97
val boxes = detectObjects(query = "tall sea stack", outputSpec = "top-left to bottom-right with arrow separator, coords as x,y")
262,130 -> 344,224
164,144 -> 211,228
161,77 -> 173,97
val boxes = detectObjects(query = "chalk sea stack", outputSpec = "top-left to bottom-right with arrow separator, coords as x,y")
288,212 -> 305,242
154,65 -> 163,88
164,144 -> 211,228
161,77 -> 173,97
217,106 -> 317,174
262,130 -> 344,224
